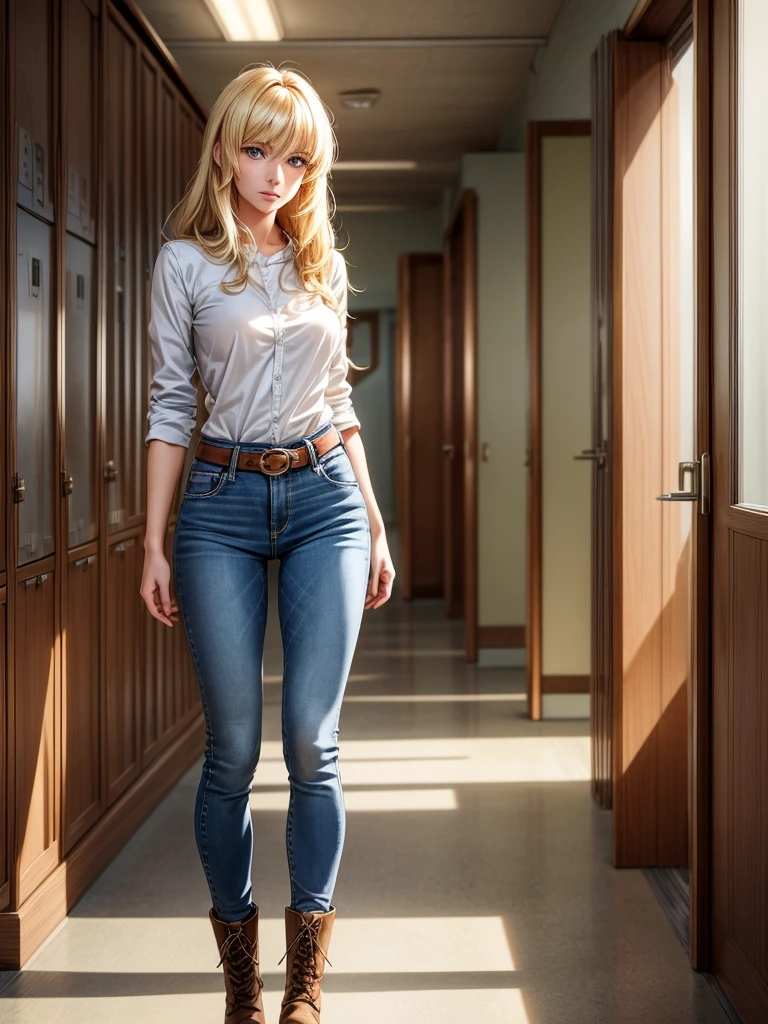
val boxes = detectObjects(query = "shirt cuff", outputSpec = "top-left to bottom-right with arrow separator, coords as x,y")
145,425 -> 194,448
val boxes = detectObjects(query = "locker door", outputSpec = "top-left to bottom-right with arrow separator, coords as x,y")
65,0 -> 98,243
104,15 -> 137,535
15,0 -> 54,222
16,210 -> 54,566
63,235 -> 101,851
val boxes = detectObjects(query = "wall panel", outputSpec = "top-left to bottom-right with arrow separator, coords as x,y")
0,0 -> 207,967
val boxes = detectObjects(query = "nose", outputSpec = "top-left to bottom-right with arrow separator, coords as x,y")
267,160 -> 284,187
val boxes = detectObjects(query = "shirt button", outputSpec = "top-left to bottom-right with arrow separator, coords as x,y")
275,374 -> 281,382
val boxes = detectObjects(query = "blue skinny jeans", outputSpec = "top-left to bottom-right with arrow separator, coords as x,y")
173,420 -> 370,922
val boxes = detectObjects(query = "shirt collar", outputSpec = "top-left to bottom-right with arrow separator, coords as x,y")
244,235 -> 295,267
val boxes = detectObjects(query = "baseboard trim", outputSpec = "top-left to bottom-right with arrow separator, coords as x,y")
541,674 -> 590,694
477,625 -> 525,647
0,712 -> 205,969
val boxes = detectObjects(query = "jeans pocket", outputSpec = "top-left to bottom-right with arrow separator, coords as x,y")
184,464 -> 227,498
315,446 -> 360,489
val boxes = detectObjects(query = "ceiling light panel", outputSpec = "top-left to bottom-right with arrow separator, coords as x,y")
202,0 -> 284,41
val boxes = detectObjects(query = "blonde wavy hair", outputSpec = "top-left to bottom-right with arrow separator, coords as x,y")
164,63 -> 353,324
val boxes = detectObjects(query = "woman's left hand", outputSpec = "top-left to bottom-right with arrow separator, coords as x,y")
366,530 -> 395,609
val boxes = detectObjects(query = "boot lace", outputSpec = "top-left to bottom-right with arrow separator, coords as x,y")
278,918 -> 333,1011
216,926 -> 263,1012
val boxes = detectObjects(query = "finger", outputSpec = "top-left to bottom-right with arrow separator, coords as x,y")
150,585 -> 177,626
368,563 -> 380,599
372,578 -> 388,609
148,600 -> 174,627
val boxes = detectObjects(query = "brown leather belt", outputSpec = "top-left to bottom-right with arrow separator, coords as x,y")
195,425 -> 342,476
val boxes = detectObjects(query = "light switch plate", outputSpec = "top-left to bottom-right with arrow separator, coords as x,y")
18,127 -> 32,189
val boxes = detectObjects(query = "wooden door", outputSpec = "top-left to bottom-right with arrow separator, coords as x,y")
710,1 -> 768,1018
395,253 -> 444,599
593,7 -> 717,971
442,190 -> 478,659
592,21 -> 704,891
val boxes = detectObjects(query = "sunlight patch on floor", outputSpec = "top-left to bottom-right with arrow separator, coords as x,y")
341,693 -> 527,702
250,787 -> 459,811
17,915 -> 516,975
250,736 -> 591,785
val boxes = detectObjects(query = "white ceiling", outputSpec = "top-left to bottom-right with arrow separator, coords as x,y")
136,0 -> 567,208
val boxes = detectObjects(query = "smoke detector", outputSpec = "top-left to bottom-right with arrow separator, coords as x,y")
338,89 -> 381,110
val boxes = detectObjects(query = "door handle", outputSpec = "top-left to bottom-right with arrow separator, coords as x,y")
573,445 -> 606,468
656,454 -> 710,515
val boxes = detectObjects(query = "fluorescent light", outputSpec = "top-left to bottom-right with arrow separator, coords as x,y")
202,0 -> 283,42
333,160 -> 418,171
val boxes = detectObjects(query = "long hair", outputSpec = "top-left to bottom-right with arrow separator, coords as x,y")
165,63 -> 349,322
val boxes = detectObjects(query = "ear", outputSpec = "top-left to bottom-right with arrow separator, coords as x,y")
213,139 -> 221,167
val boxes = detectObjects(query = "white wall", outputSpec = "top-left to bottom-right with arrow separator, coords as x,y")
460,153 -> 527,635
540,135 -> 592,680
335,208 -> 444,526
499,0 -> 639,151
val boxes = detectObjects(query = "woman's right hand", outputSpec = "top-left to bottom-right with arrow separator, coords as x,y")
142,439 -> 188,627
140,547 -> 180,627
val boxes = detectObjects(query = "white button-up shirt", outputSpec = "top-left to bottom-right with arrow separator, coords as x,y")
144,236 -> 360,448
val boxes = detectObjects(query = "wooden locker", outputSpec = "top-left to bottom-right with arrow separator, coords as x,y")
65,0 -> 98,243
15,0 -> 54,221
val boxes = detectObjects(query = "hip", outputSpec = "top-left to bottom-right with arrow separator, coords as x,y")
174,422 -> 370,557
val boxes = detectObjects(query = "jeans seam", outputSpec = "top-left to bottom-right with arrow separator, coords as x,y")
282,678 -> 297,908
175,540 -> 219,908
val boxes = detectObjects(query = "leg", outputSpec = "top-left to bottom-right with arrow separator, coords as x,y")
277,523 -> 369,914
174,531 -> 269,923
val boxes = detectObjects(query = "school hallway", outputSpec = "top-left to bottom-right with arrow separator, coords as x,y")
0,528 -> 731,1024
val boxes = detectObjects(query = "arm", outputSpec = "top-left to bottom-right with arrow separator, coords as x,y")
341,427 -> 395,609
141,243 -> 198,627
326,250 -> 395,608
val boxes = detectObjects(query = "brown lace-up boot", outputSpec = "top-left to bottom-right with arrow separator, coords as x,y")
277,906 -> 335,1023
209,903 -> 267,1023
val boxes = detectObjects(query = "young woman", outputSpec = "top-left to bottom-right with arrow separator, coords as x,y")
140,64 -> 395,1024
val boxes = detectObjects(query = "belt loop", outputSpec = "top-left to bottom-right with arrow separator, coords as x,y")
227,444 -> 241,481
302,434 -> 319,469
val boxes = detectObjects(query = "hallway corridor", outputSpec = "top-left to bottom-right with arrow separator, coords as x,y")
0,535 -> 732,1023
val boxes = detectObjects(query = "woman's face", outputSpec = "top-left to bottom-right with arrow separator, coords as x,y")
214,139 -> 307,215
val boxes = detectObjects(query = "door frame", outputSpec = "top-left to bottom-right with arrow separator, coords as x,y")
689,0 -> 713,974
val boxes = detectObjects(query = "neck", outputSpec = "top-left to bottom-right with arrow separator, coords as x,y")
236,200 -> 287,249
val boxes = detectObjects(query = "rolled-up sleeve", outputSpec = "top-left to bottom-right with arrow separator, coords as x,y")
145,243 -> 198,447
325,250 -> 361,433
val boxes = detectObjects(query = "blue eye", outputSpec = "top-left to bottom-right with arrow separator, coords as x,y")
243,146 -> 306,168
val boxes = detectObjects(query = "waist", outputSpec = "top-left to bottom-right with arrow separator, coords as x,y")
195,422 -> 340,476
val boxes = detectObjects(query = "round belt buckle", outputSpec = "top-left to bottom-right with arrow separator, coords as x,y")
259,448 -> 296,475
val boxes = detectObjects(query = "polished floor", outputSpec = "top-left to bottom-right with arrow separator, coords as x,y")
0,534 -> 734,1023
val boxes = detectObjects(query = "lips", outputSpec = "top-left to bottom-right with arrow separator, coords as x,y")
260,192 -> 279,198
